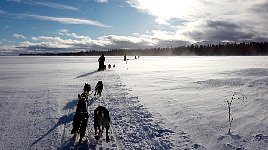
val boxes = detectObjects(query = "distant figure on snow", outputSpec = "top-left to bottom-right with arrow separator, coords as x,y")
71,92 -> 89,144
94,106 -> 110,142
98,54 -> 106,71
124,54 -> 127,61
94,81 -> 103,96
108,64 -> 111,69
113,64 -> 115,68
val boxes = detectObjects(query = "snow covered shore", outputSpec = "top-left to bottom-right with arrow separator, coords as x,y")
0,56 -> 267,149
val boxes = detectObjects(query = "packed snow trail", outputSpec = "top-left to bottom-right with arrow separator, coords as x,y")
59,80 -> 125,149
59,58 -> 212,149
102,73 -> 174,149
101,71 -> 203,149
60,71 -> 168,149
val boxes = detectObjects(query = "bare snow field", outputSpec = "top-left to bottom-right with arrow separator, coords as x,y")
0,56 -> 267,150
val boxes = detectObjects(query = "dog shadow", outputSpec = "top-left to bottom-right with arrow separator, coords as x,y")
63,141 -> 97,150
30,112 -> 74,147
60,135 -> 92,150
63,99 -> 78,110
75,70 -> 99,79
31,99 -> 80,148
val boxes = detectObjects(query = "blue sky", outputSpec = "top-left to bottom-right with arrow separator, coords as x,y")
0,0 -> 268,55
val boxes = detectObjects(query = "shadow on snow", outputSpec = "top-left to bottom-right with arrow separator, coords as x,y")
30,113 -> 74,147
30,99 -> 79,148
63,99 -> 78,110
75,70 -> 99,79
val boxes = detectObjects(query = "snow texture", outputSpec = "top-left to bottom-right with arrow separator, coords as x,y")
0,56 -> 267,150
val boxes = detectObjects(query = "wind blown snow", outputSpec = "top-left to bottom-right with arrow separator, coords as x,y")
0,56 -> 267,150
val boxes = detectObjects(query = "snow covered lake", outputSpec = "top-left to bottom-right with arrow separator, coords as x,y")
0,56 -> 267,150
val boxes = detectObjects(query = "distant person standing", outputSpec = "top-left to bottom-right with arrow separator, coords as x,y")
124,54 -> 127,61
98,54 -> 105,71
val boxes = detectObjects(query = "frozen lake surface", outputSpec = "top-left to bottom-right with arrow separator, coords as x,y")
0,56 -> 267,149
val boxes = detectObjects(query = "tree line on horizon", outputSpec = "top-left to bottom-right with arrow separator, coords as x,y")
19,41 -> 268,56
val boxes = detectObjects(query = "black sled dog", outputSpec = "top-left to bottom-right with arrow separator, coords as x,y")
94,81 -> 103,96
94,106 -> 110,142
71,92 -> 89,144
83,83 -> 91,94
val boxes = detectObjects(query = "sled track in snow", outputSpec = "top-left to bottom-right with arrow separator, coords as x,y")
58,70 -> 176,149
84,96 -> 124,150
100,98 -> 125,150
58,94 -> 124,149
103,73 -> 174,149
59,108 -> 70,150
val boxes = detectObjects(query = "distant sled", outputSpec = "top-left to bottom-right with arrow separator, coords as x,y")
98,65 -> 106,71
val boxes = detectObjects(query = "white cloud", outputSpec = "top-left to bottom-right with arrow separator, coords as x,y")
155,18 -> 170,25
96,0 -> 108,3
0,10 -> 6,14
1,31 -> 192,55
0,45 -> 17,51
19,41 -> 34,47
31,36 -> 79,47
66,33 -> 91,39
13,34 -> 26,39
59,29 -> 68,33
29,1 -> 78,11
17,32 -> 187,51
6,0 -> 21,2
58,30 -> 91,39
7,0 -> 78,11
127,0 -> 198,21
22,14 -> 112,28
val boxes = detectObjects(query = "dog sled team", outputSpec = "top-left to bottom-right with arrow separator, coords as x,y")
71,81 -> 111,145
98,54 -> 115,71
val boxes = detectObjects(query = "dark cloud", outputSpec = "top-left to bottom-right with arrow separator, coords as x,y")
206,20 -> 239,30
252,1 -> 268,13
154,39 -> 190,48
251,37 -> 268,42
93,41 -> 152,50
16,45 -> 74,53
184,20 -> 255,42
